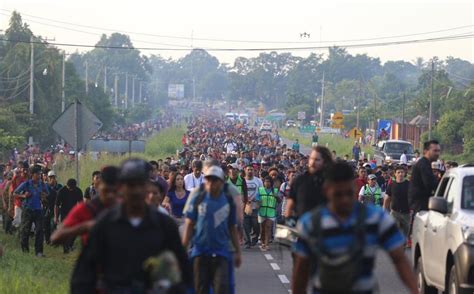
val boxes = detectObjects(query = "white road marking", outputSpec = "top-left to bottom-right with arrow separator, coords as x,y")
264,253 -> 274,260
278,274 -> 290,284
270,263 -> 280,270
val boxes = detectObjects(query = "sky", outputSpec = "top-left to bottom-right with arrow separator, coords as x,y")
1,0 -> 473,65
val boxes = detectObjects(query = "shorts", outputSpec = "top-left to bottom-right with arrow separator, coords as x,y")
258,216 -> 275,224
312,142 -> 318,147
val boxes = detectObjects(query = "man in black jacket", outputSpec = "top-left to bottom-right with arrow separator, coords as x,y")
408,140 -> 441,212
72,159 -> 192,293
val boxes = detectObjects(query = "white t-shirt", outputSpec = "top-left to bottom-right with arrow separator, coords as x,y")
184,173 -> 204,192
400,153 -> 408,164
245,177 -> 264,209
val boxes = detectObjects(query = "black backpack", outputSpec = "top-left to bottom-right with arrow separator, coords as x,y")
306,203 -> 367,292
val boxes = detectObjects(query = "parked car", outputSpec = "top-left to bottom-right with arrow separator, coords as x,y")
286,120 -> 297,128
259,122 -> 273,132
373,140 -> 414,165
412,165 -> 474,294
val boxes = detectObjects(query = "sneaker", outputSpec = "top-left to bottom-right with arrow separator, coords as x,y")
244,244 -> 251,249
36,253 -> 45,258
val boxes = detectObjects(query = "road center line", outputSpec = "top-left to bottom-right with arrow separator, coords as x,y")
264,253 -> 274,260
270,263 -> 280,270
278,274 -> 290,284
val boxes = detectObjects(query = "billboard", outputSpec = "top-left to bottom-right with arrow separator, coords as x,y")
87,139 -> 146,153
377,119 -> 392,140
168,84 -> 185,99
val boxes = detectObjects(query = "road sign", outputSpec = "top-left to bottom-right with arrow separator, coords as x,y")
349,127 -> 363,139
52,101 -> 103,151
331,112 -> 344,129
297,111 -> 306,120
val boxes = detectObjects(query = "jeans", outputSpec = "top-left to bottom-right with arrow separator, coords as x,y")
243,209 -> 260,246
20,209 -> 44,254
391,210 -> 410,238
43,210 -> 54,244
193,255 -> 230,294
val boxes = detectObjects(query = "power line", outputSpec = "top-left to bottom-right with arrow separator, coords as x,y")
2,8 -> 473,45
445,70 -> 474,81
0,13 -> 193,49
0,33 -> 473,52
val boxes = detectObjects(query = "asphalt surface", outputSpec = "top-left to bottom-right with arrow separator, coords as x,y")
235,244 -> 410,294
234,136 -> 409,294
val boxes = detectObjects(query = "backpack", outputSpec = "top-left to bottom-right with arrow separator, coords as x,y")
193,182 -> 235,228
307,203 -> 366,292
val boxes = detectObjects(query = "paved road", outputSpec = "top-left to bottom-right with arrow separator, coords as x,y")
236,136 -> 409,293
235,245 -> 410,294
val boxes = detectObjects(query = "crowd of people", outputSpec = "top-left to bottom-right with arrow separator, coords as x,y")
0,114 -> 455,293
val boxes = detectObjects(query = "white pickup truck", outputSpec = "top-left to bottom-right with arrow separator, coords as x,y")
412,165 -> 474,294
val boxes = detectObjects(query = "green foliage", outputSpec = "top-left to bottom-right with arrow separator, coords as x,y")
0,230 -> 76,294
145,126 -> 185,158
436,110 -> 464,144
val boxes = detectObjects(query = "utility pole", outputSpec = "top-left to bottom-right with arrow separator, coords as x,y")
61,51 -> 65,112
125,73 -> 128,109
429,59 -> 434,140
402,92 -> 406,140
319,72 -> 325,127
139,81 -> 143,103
85,61 -> 89,95
114,74 -> 118,107
29,36 -> 34,144
132,76 -> 135,107
103,66 -> 107,94
373,87 -> 377,131
356,80 -> 362,130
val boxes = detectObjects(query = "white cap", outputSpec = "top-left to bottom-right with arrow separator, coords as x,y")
47,170 -> 56,177
204,166 -> 225,181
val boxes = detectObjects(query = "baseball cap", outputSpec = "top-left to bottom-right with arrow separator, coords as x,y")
47,170 -> 56,177
118,158 -> 152,183
204,166 -> 225,181
368,174 -> 377,180
227,163 -> 239,170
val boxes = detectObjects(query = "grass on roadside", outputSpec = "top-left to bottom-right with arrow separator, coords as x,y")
54,126 -> 185,190
0,126 -> 185,293
0,230 -> 76,294
279,128 -> 374,158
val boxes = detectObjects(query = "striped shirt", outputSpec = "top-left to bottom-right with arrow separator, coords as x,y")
294,203 -> 405,294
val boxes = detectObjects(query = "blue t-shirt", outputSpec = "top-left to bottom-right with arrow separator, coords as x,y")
185,191 -> 236,258
167,190 -> 190,218
14,180 -> 49,211
294,203 -> 405,293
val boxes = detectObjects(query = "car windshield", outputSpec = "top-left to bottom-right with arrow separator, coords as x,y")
384,143 -> 413,154
462,176 -> 474,210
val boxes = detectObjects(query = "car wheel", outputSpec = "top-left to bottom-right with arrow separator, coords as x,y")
447,264 -> 460,294
416,257 -> 437,294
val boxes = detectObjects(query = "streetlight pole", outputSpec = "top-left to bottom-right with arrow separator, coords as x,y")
132,76 -> 135,107
402,92 -> 406,140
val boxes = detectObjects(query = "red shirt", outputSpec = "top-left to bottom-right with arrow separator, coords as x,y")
10,175 -> 26,207
62,203 -> 93,245
354,178 -> 367,199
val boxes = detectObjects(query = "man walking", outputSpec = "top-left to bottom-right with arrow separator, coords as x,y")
243,164 -> 263,248
55,179 -> 83,253
71,159 -> 191,293
292,162 -> 418,294
408,140 -> 441,212
182,165 -> 241,294
43,170 -> 63,244
384,166 -> 411,238
83,171 -> 100,202
184,160 -> 204,192
14,166 -> 49,256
